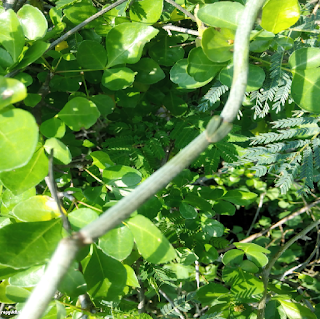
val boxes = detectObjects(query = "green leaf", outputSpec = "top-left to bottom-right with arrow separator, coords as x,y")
44,137 -> 72,165
126,215 -> 176,264
99,224 -> 134,261
179,202 -> 197,219
196,283 -> 229,306
219,63 -> 265,91
130,58 -> 165,84
58,264 -> 87,298
14,41 -> 50,70
24,93 -> 41,107
289,48 -> 320,70
123,264 -> 140,288
1,188 -> 36,215
90,95 -> 114,116
0,76 -> 27,109
170,59 -> 212,89
77,40 -> 107,70
0,146 -> 48,195
222,190 -> 258,206
197,1 -> 244,30
5,285 -> 30,303
239,260 -> 259,273
137,196 -> 162,219
249,30 -> 275,53
0,108 -> 38,172
90,151 -> 114,169
0,47 -> 14,68
234,243 -> 270,268
40,117 -> 66,138
278,299 -> 317,319
0,9 -> 25,62
291,69 -> 320,113
17,5 -> 48,40
64,0 -> 97,26
101,67 -> 136,91
106,22 -> 158,68
187,47 -> 225,82
201,27 -> 235,63
202,219 -> 224,237
130,0 -> 163,24
222,249 -> 244,266
0,219 -> 62,269
149,36 -> 184,66
9,265 -> 45,287
58,97 -> 100,131
102,165 -> 142,187
12,195 -> 61,222
260,0 -> 300,34
83,245 -> 127,300
68,208 -> 99,231
162,92 -> 188,116
213,200 -> 236,216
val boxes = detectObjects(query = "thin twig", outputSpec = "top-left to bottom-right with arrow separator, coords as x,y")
159,289 -> 185,319
46,150 -> 72,234
257,218 -> 320,318
47,0 -> 129,52
195,260 -> 200,289
165,0 -> 196,22
163,24 -> 199,36
246,192 -> 265,237
219,198 -> 320,253
136,260 -> 146,314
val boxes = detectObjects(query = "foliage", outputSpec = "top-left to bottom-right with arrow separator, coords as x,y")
0,0 -> 320,318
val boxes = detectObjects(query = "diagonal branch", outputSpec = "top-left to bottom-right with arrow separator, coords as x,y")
17,1 -> 265,318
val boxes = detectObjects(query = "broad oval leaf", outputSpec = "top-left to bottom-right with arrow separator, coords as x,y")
289,47 -> 320,70
0,146 -> 48,195
0,76 -> 27,109
58,97 -> 100,131
149,37 -> 184,66
44,138 -> 72,165
201,27 -> 235,63
102,165 -> 142,187
90,95 -> 115,116
222,190 -> 258,206
99,224 -> 134,260
219,63 -> 265,91
124,264 -> 140,288
17,5 -> 48,40
9,265 -> 45,287
196,283 -> 229,306
202,219 -> 224,237
1,188 -> 36,215
0,108 -> 38,172
291,69 -> 320,113
130,0 -> 163,24
68,208 -> 99,231
130,58 -> 165,84
239,260 -> 259,273
83,245 -> 127,300
106,22 -> 158,67
278,299 -> 317,319
0,219 -> 62,269
197,1 -> 244,30
126,215 -> 176,264
64,0 -> 97,26
13,195 -> 61,222
213,200 -> 236,216
222,249 -> 244,266
14,41 -> 50,70
40,117 -> 66,138
0,9 -> 25,62
137,196 -> 162,219
187,47 -> 225,82
170,59 -> 212,89
179,202 -> 197,219
260,0 -> 300,34
102,67 -> 136,91
77,40 -> 107,70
